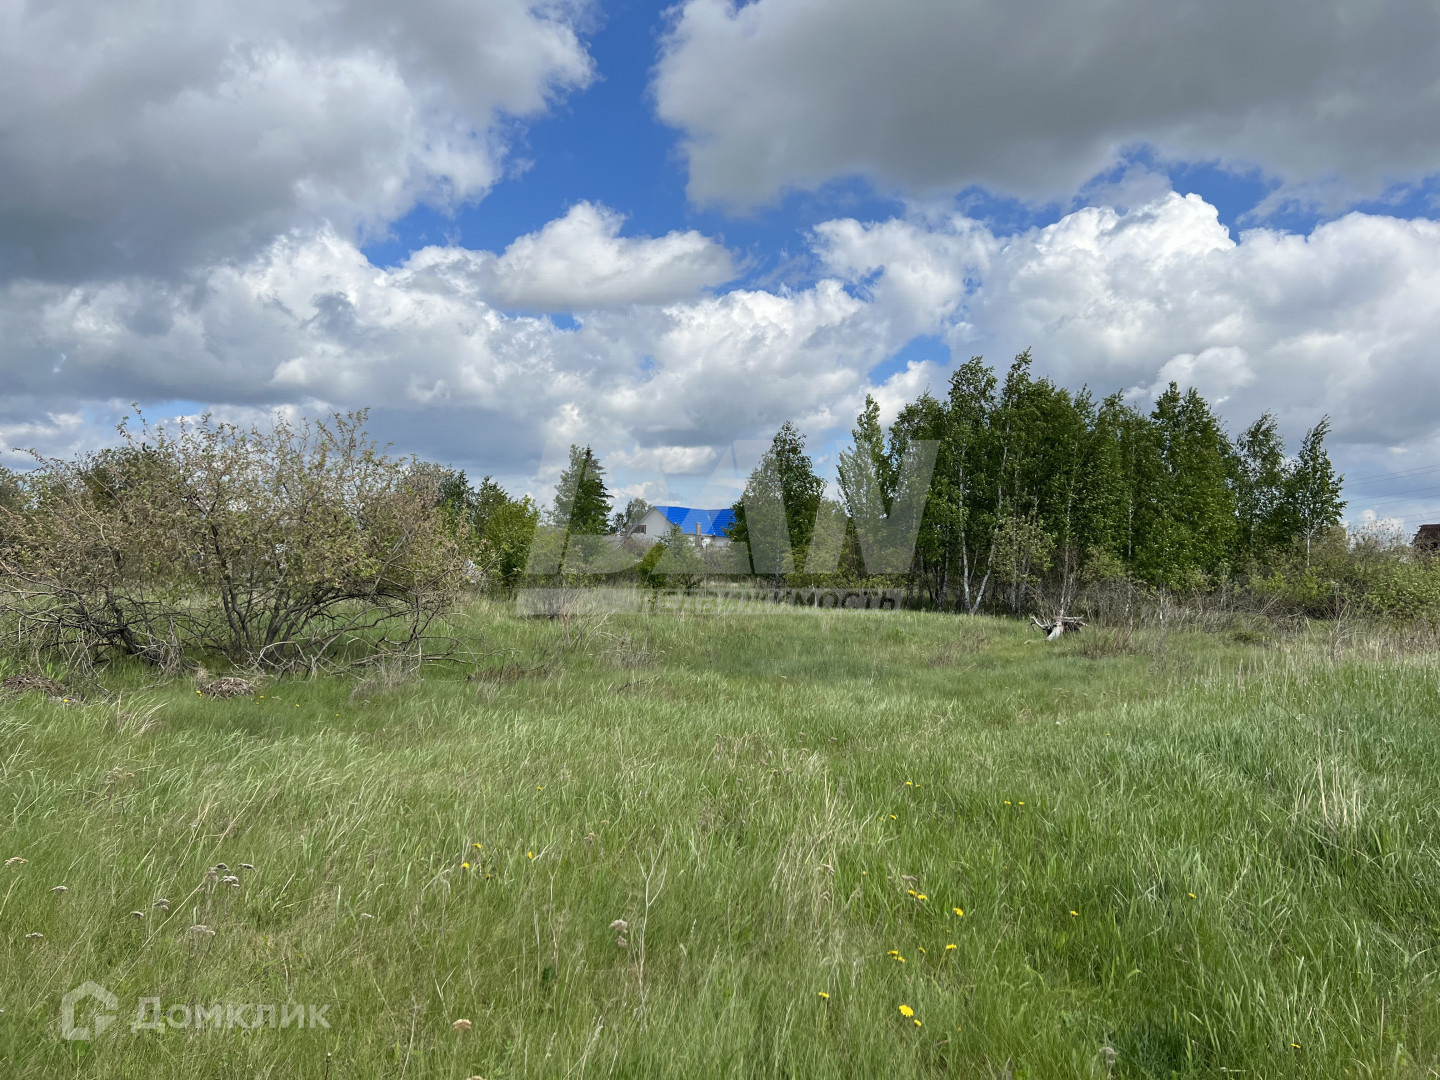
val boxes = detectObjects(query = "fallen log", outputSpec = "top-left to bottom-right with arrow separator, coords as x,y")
1031,614 -> 1086,640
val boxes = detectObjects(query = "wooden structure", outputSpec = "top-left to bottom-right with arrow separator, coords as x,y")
1413,524 -> 1440,552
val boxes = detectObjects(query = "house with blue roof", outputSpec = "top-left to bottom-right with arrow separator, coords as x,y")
626,504 -> 736,548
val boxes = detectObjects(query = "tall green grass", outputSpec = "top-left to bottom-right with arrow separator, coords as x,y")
2,603 -> 1439,1077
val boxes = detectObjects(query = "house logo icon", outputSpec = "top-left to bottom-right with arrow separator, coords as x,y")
61,981 -> 117,1041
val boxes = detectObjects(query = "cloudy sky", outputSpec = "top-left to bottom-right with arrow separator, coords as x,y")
3,0 -> 1440,525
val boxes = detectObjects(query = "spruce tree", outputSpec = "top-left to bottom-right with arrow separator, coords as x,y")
551,445 -> 612,535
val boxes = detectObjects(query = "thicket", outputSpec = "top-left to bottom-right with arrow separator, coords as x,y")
0,411 -> 467,673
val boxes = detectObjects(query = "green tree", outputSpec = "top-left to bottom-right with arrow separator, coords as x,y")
729,421 -> 825,575
1133,383 -> 1237,587
551,445 -> 612,536
1231,413 -> 1289,561
1281,416 -> 1345,565
612,497 -> 652,534
479,496 -> 539,585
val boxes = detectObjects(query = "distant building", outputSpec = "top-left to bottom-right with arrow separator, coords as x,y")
625,505 -> 735,548
1414,524 -> 1440,551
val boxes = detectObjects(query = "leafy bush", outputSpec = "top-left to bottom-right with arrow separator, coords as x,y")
1361,561 -> 1440,621
0,411 -> 465,672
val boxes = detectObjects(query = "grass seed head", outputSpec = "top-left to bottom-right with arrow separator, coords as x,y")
452,1018 -> 472,1031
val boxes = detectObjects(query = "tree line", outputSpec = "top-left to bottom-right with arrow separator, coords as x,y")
492,352 -> 1350,613
6,350 -> 1436,677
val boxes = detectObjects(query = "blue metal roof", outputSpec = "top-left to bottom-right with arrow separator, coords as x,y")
653,505 -> 736,537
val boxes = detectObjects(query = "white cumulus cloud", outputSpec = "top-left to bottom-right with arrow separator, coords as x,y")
655,0 -> 1440,209
0,0 -> 594,282
7,193 -> 1440,525
406,202 -> 736,310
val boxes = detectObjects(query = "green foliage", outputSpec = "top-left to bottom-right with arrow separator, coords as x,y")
729,421 -> 825,575
1363,561 -> 1440,620
1131,383 -> 1237,586
647,526 -> 706,590
479,495 -> 539,586
551,445 -> 612,536
1231,412 -> 1289,559
1284,417 -> 1347,563
612,496 -> 652,534
847,356 -> 1349,612
405,465 -> 536,586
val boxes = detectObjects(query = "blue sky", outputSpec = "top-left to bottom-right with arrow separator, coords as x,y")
3,0 -> 1440,528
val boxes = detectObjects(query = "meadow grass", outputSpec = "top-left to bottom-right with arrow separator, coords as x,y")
2,601 -> 1440,1077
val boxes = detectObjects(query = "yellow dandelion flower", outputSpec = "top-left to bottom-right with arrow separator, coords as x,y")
887,949 -> 899,956
914,1019 -> 922,1027
907,889 -> 917,897
461,862 -> 471,870
904,780 -> 913,787
945,943 -> 957,951
898,1005 -> 914,1018
473,843 -> 483,850
1018,801 -> 1025,806
817,991 -> 829,1000
953,907 -> 964,917
918,947 -> 927,954
1069,910 -> 1079,917
1188,892 -> 1197,898
527,851 -> 535,860
889,814 -> 897,820
917,893 -> 927,900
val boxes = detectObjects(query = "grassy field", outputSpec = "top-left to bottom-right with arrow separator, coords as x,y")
3,601 -> 1440,1077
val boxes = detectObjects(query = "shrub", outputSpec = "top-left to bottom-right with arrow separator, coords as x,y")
0,410 -> 465,672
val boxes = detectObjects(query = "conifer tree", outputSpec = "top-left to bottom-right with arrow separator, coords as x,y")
551,445 -> 612,535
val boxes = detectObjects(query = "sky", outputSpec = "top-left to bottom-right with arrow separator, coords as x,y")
3,0 -> 1440,529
